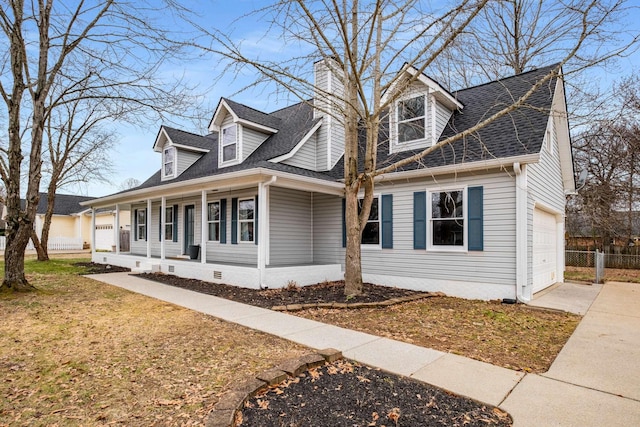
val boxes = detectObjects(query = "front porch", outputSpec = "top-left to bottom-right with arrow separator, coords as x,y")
93,252 -> 342,289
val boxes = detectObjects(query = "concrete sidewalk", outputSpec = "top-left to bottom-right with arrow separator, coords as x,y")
88,273 -> 640,426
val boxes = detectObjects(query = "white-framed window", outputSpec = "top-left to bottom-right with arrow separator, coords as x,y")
238,198 -> 254,242
397,95 -> 426,143
163,146 -> 176,177
221,124 -> 238,162
358,196 -> 380,246
164,206 -> 174,241
428,189 -> 466,250
208,201 -> 220,241
136,209 -> 146,241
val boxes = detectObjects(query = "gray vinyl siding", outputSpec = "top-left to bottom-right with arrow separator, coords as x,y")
329,75 -> 345,169
130,203 -> 148,256
269,187 -> 313,265
204,188 -> 258,265
526,115 -> 565,287
312,193 -> 344,264
313,61 -> 330,119
434,101 -> 453,138
282,133 -> 317,170
176,150 -> 202,176
316,119 -> 329,171
310,171 -> 518,285
242,126 -> 269,161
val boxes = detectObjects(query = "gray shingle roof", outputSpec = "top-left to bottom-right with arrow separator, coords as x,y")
21,193 -> 94,215
161,126 -> 213,151
223,98 -> 282,130
128,64 -> 562,194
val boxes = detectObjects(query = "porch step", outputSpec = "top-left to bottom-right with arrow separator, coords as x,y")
132,264 -> 160,274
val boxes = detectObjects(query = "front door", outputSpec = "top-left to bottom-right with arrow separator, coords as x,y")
184,205 -> 195,253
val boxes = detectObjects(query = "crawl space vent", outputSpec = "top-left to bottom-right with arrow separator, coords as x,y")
213,271 -> 222,280
135,261 -> 141,268
168,265 -> 175,273
103,257 -> 107,263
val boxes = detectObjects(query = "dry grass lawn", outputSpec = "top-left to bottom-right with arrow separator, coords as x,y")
0,259 -> 307,426
565,265 -> 640,283
297,297 -> 580,373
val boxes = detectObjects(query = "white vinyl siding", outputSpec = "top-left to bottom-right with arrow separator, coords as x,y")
434,102 -> 453,140
269,187 -> 313,265
282,133 -> 317,170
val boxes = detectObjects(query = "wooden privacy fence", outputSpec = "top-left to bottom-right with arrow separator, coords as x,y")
0,236 -> 83,251
566,250 -> 640,269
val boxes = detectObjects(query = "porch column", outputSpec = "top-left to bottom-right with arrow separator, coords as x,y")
115,204 -> 120,254
160,197 -> 166,260
201,190 -> 207,264
91,208 -> 96,256
147,199 -> 152,259
258,176 -> 276,286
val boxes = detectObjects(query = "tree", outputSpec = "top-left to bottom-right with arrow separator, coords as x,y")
196,0 -> 635,295
0,0 -> 195,291
119,178 -> 141,191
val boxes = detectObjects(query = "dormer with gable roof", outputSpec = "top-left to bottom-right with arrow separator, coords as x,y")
209,98 -> 280,169
153,126 -> 211,181
385,64 -> 463,154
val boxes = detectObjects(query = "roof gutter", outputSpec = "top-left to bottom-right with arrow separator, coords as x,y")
372,153 -> 540,183
81,167 -> 344,208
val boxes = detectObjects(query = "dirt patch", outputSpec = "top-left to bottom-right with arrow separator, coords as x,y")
238,359 -> 511,426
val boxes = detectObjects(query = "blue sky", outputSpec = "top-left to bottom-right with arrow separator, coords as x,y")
80,1 -> 640,197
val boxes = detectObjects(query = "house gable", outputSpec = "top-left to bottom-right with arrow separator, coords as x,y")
385,65 -> 463,155
209,99 -> 279,169
153,126 -> 210,181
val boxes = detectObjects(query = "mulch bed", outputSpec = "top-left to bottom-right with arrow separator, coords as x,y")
75,262 -> 131,274
239,359 -> 512,426
136,272 -> 424,309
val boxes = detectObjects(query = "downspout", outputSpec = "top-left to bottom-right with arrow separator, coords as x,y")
514,162 -> 530,303
258,176 -> 277,288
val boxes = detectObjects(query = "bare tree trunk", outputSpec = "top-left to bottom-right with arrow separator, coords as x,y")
31,230 -> 47,261
344,184 -> 363,296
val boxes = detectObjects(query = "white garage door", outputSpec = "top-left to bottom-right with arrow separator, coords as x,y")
533,208 -> 558,293
95,224 -> 114,251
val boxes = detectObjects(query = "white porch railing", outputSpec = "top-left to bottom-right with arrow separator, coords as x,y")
0,236 -> 83,251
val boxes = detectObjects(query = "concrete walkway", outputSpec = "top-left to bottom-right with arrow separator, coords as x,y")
87,273 -> 640,426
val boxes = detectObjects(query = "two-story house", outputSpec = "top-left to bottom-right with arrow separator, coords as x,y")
82,59 -> 574,302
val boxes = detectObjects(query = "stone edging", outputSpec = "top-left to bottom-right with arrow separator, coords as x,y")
206,348 -> 343,427
271,291 -> 445,312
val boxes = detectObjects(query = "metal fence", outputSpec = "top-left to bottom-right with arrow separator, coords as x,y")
566,250 -> 640,270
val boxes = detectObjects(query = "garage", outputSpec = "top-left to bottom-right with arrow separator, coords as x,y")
95,224 -> 114,251
532,208 -> 558,293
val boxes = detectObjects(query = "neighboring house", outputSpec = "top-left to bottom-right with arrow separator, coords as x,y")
2,193 -> 130,251
83,59 -> 574,301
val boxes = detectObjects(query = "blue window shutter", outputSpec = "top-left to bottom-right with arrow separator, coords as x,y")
468,186 -> 484,251
220,199 -> 227,244
254,196 -> 258,245
341,198 -> 346,248
172,205 -> 178,242
144,208 -> 148,241
381,194 -> 393,249
133,209 -> 138,241
413,192 -> 426,249
231,198 -> 238,244
158,206 -> 162,241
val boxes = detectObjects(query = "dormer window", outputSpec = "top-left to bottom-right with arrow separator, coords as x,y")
397,95 -> 426,143
163,146 -> 176,178
221,124 -> 238,162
